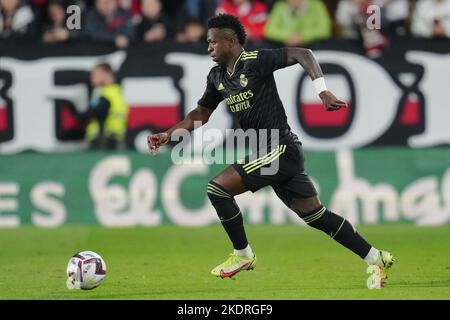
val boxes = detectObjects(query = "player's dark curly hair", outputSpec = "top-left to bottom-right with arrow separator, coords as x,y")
207,14 -> 247,46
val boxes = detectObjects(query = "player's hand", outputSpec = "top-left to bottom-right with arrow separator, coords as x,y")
319,90 -> 348,111
147,132 -> 169,156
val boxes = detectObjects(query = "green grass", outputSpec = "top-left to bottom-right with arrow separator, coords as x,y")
0,225 -> 449,300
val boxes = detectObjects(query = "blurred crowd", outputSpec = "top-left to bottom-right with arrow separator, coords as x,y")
1,0 -> 448,149
1,0 -> 449,55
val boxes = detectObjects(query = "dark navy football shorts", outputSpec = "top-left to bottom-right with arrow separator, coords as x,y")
232,141 -> 318,206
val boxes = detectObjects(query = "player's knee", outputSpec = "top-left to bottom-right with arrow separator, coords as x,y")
290,197 -> 322,218
207,180 -> 241,221
207,180 -> 232,204
301,206 -> 352,238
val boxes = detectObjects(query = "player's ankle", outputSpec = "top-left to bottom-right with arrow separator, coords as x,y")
364,247 -> 380,265
234,244 -> 254,259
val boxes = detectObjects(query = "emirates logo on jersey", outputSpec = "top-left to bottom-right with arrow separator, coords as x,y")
239,74 -> 248,87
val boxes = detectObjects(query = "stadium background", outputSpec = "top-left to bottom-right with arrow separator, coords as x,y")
0,0 -> 449,300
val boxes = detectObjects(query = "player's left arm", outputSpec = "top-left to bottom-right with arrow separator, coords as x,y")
286,47 -> 348,111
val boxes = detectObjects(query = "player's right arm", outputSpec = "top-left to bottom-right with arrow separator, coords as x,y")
147,105 -> 214,155
148,67 -> 222,155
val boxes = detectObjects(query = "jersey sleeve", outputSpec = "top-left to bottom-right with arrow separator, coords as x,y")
197,70 -> 223,110
253,48 -> 288,76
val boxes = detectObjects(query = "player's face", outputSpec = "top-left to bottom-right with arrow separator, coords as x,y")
207,28 -> 232,64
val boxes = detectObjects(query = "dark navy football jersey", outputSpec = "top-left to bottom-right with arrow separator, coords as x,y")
198,48 -> 299,146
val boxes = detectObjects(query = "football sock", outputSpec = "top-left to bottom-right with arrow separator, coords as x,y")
234,244 -> 254,258
364,247 -> 381,265
207,181 -> 249,250
301,206 -> 372,259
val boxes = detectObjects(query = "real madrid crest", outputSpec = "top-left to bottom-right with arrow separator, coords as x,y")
239,74 -> 248,87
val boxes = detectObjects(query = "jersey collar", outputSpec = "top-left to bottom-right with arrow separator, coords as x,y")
227,50 -> 245,77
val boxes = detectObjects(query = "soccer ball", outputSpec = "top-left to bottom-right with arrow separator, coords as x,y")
66,251 -> 107,290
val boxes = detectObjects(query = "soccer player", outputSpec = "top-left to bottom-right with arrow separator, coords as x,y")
148,14 -> 395,288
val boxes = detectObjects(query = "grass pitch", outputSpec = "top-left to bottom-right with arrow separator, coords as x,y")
0,225 -> 449,300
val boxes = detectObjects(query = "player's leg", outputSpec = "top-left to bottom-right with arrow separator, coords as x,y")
208,165 -> 250,254
271,141 -> 395,288
288,196 -> 395,288
289,196 -> 374,261
271,144 -> 371,257
209,142 -> 302,278
207,165 -> 256,278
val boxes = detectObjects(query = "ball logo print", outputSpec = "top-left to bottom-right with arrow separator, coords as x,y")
66,251 -> 107,290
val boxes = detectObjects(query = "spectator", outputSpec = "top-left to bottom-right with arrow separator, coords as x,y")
137,0 -> 173,42
411,0 -> 450,38
0,0 -> 35,38
185,0 -> 218,23
175,0 -> 218,43
216,0 -> 268,41
42,0 -> 78,43
80,63 -> 129,150
264,0 -> 332,46
118,0 -> 141,24
382,0 -> 410,36
336,0 -> 409,38
176,18 -> 206,43
336,0 -> 403,58
29,0 -> 48,29
84,0 -> 134,48
161,0 -> 189,38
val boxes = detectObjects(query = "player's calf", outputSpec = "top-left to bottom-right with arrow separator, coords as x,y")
299,206 -> 372,259
298,205 -> 396,289
207,181 -> 250,254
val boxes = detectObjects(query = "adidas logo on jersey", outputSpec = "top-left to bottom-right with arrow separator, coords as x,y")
218,83 -> 225,91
